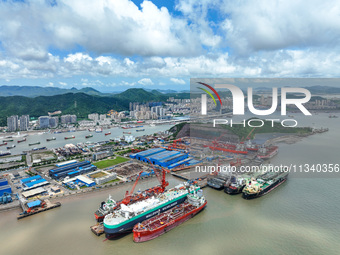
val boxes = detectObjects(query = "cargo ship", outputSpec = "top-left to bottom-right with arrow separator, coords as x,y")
136,129 -> 145,132
7,144 -> 16,149
242,171 -> 288,199
105,132 -> 111,136
257,146 -> 278,160
0,142 -> 7,146
85,134 -> 93,139
95,186 -> 167,222
29,142 -> 40,146
0,151 -> 11,157
64,135 -> 75,140
133,190 -> 207,242
103,184 -> 200,239
17,138 -> 26,143
3,139 -> 13,142
46,137 -> 56,141
203,143 -> 248,154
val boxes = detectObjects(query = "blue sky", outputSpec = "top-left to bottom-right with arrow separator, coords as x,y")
0,0 -> 339,92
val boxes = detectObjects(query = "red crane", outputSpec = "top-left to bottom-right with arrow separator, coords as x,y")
146,158 -> 169,192
122,171 -> 143,204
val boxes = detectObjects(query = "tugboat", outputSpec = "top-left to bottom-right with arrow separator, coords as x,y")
133,190 -> 207,242
224,176 -> 247,195
242,171 -> 288,199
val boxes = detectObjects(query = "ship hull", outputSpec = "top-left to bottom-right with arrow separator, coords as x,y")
207,182 -> 224,190
133,201 -> 207,243
104,195 -> 187,239
224,185 -> 245,195
242,176 -> 287,199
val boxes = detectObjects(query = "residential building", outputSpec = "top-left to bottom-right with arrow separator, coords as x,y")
19,115 -> 29,131
7,115 -> 18,132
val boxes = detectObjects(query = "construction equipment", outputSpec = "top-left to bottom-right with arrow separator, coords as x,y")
122,171 -> 143,204
146,158 -> 169,192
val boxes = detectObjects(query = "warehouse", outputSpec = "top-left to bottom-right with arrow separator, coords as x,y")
0,185 -> 12,196
0,178 -> 8,186
22,187 -> 47,198
131,148 -> 189,168
20,175 -> 49,190
130,148 -> 165,162
49,161 -> 97,180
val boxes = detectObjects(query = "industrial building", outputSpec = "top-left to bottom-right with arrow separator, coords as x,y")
0,178 -> 11,196
22,187 -> 47,198
63,175 -> 96,188
0,185 -> 12,196
49,161 -> 97,180
20,175 -> 49,190
130,148 -> 189,168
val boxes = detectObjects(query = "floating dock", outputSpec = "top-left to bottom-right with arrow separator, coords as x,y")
90,223 -> 104,236
17,199 -> 61,220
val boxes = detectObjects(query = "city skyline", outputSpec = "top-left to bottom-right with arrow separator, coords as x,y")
1,0 -> 340,92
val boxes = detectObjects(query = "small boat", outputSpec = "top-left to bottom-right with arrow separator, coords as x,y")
105,132 -> 111,136
46,137 -> 56,141
95,128 -> 103,133
17,138 -> 27,143
123,132 -> 131,134
7,144 -> 16,149
85,134 -> 93,139
0,142 -> 7,146
29,142 -> 40,146
136,129 -> 145,132
64,136 -> 75,140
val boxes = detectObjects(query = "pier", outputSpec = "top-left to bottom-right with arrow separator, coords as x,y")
17,199 -> 61,220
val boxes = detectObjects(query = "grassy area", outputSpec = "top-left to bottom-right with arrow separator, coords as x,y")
103,178 -> 120,184
93,156 -> 129,169
89,171 -> 108,178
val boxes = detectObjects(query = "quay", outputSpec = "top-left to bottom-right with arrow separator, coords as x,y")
17,199 -> 61,220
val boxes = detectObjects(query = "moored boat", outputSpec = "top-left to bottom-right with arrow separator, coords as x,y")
64,135 -> 75,140
242,171 -> 288,199
133,190 -> 207,242
257,146 -> 278,160
29,142 -> 40,146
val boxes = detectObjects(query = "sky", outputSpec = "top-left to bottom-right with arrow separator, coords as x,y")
0,0 -> 340,92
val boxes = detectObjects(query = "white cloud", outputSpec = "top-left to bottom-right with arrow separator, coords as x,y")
170,78 -> 186,84
138,78 -> 154,85
59,82 -> 67,86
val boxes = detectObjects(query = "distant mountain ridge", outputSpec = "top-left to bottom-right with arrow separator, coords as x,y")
0,85 -> 105,97
0,88 -> 190,126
